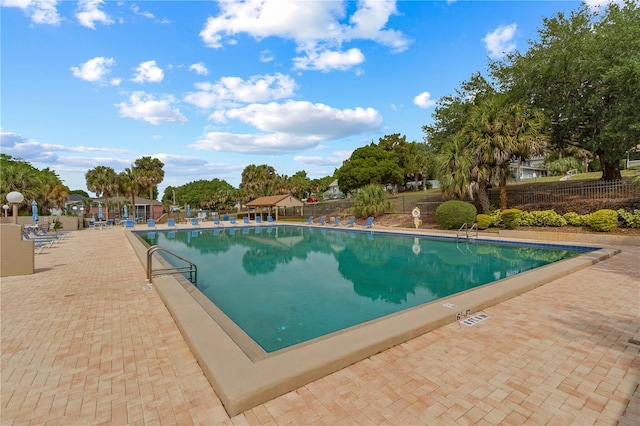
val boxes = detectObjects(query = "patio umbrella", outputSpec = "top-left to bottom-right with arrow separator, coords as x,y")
98,204 -> 104,220
31,200 -> 39,222
186,204 -> 191,217
123,205 -> 128,219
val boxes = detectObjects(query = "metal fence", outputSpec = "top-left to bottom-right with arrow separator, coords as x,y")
489,179 -> 639,207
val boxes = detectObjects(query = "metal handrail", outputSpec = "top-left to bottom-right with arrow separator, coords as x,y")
467,223 -> 478,239
456,223 -> 467,240
147,245 -> 197,285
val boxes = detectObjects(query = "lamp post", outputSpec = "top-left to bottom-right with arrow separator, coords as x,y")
6,191 -> 25,225
2,205 -> 8,217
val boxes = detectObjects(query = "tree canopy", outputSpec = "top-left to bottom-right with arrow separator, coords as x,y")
491,0 -> 640,180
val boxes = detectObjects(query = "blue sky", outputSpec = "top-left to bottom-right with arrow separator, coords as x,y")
2,0 -> 609,197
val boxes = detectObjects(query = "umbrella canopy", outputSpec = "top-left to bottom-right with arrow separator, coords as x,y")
98,204 -> 104,220
123,204 -> 128,218
186,204 -> 191,217
31,200 -> 39,222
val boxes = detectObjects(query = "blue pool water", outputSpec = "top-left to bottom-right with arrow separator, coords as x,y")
139,226 -> 593,352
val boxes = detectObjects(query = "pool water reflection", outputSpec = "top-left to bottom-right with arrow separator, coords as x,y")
140,226 -> 591,352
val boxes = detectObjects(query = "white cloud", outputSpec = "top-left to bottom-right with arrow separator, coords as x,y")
260,50 -> 275,63
76,0 -> 114,29
70,56 -> 115,83
212,100 -> 382,140
482,23 -> 517,59
293,48 -> 365,72
413,91 -> 437,109
584,0 -> 624,8
189,63 -> 209,76
2,0 -> 61,25
190,132 -> 320,154
191,100 -> 382,154
199,0 -> 410,72
116,91 -> 187,125
294,153 -> 350,166
132,60 -> 164,83
184,73 -> 296,108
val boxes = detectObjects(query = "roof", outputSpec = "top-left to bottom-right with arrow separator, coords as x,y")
246,194 -> 304,208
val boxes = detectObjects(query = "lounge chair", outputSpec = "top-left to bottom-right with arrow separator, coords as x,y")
213,217 -> 224,227
243,217 -> 250,224
267,216 -> 274,223
22,229 -> 58,249
255,216 -> 262,224
359,217 -> 374,228
167,218 -> 176,229
304,216 -> 314,225
124,220 -> 135,230
147,219 -> 157,229
317,216 -> 326,226
105,219 -> 114,228
88,220 -> 96,229
230,217 -> 237,225
345,216 -> 356,227
190,218 -> 200,227
331,217 -> 341,226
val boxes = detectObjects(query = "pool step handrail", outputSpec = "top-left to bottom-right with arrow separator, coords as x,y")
456,223 -> 467,240
147,245 -> 198,285
456,223 -> 478,241
468,222 -> 478,239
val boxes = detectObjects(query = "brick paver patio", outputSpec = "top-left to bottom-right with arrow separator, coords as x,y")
1,226 -> 638,425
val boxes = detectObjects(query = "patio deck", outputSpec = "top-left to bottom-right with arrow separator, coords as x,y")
1,224 -> 638,425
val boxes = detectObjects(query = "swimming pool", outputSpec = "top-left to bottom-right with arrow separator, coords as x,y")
128,226 -> 615,415
139,226 -> 591,352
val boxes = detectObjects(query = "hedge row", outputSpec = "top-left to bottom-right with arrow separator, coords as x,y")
476,208 -> 640,232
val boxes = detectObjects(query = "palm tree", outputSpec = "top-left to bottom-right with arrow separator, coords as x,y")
85,166 -> 117,220
465,96 -> 547,210
133,156 -> 165,202
118,168 -> 143,220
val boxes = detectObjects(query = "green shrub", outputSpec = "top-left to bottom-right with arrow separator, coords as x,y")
563,212 -> 591,226
617,209 -> 640,228
476,214 -> 493,230
520,210 -> 567,227
435,200 -> 477,230
588,209 -> 618,232
501,208 -> 523,229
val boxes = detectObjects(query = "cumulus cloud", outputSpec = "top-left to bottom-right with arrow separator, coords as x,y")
132,60 -> 164,83
2,0 -> 61,24
191,100 -> 382,154
294,153 -> 350,166
116,91 -> 187,125
293,48 -> 365,72
70,56 -> 115,83
482,23 -> 517,59
199,0 -> 410,72
413,91 -> 437,109
184,73 -> 296,108
76,0 -> 113,29
211,100 -> 382,139
190,132 -> 321,154
189,62 -> 209,76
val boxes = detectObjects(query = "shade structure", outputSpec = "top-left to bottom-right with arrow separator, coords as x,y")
123,205 -> 128,218
186,204 -> 191,217
98,204 -> 104,220
31,200 -> 39,222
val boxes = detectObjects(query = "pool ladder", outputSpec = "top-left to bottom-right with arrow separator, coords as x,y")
147,245 -> 198,285
456,223 -> 478,241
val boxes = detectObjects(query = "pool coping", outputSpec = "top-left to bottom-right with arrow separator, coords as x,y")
125,227 -> 620,416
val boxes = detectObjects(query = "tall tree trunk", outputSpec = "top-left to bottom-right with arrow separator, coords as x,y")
500,177 -> 508,210
477,185 -> 491,213
601,160 -> 622,180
